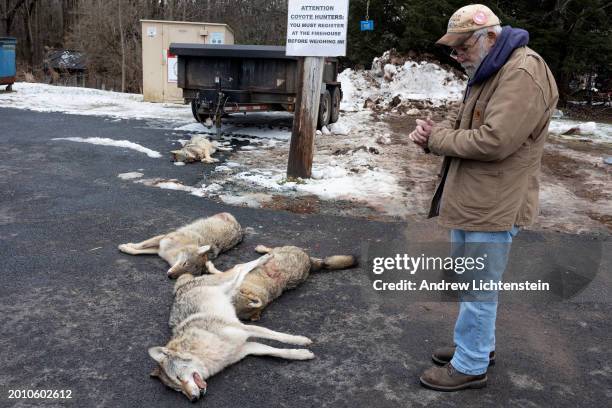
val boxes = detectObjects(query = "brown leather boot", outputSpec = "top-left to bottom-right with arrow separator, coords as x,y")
432,346 -> 495,366
420,363 -> 487,391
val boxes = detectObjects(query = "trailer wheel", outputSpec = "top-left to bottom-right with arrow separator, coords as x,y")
191,100 -> 203,123
317,89 -> 331,129
330,87 -> 341,123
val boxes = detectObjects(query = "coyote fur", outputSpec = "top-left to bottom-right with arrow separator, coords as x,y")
149,254 -> 314,402
176,245 -> 357,322
118,212 -> 243,278
171,135 -> 219,164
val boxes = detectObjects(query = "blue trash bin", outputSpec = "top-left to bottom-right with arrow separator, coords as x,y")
0,37 -> 17,90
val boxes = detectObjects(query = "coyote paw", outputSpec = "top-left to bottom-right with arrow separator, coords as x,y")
118,243 -> 132,252
201,158 -> 219,164
290,349 -> 315,360
254,245 -> 271,254
289,335 -> 313,346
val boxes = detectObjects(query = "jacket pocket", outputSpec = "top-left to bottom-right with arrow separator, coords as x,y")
458,167 -> 501,210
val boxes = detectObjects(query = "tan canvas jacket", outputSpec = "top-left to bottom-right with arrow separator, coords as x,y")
427,46 -> 559,231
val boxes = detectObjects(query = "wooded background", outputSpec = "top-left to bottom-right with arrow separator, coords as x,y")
1,0 -> 610,103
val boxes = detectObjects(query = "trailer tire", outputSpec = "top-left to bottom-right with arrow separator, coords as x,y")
191,100 -> 203,123
330,87 -> 341,123
317,89 -> 331,129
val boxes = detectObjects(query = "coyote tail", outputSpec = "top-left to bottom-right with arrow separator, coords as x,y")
310,255 -> 357,272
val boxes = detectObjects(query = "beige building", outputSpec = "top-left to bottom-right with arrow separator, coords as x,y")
141,20 -> 235,103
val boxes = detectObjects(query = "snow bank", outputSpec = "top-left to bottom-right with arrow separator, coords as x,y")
0,82 -> 193,123
339,52 -> 466,112
549,119 -> 612,143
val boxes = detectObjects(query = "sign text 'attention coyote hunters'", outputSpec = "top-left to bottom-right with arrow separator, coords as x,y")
286,0 -> 349,56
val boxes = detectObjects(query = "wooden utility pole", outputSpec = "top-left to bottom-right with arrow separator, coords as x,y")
287,56 -> 324,178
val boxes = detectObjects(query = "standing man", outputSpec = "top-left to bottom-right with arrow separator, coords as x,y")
409,4 -> 558,391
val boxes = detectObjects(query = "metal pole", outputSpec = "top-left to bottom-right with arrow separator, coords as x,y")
287,56 -> 325,178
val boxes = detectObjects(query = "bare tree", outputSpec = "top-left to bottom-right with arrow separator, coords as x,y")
6,0 -> 291,92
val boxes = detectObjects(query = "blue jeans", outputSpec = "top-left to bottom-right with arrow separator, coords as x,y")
449,226 -> 520,375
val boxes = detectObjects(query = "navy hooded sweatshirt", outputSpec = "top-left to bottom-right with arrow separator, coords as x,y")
464,26 -> 529,100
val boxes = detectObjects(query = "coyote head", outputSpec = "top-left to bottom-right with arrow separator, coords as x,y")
235,289 -> 265,321
167,245 -> 211,278
149,346 -> 209,402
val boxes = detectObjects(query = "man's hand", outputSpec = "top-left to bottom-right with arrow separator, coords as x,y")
409,116 -> 435,150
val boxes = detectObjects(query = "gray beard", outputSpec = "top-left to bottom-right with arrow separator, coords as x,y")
462,40 -> 489,78
462,64 -> 478,78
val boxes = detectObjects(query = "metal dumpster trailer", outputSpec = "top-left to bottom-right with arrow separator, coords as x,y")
0,37 -> 17,91
169,44 -> 342,133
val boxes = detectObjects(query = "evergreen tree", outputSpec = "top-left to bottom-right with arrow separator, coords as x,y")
346,0 -> 612,104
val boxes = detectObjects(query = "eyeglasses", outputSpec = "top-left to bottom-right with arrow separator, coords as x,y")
449,34 -> 483,59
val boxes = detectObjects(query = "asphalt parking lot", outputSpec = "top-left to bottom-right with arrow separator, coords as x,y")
1,107 -> 610,407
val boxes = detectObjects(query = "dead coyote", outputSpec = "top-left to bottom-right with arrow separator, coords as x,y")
171,134 -> 219,163
118,212 -> 243,277
149,253 -> 314,402
220,245 -> 356,321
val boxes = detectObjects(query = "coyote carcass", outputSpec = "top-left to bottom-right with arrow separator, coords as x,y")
149,253 -> 314,402
171,135 -> 219,163
180,245 -> 357,321
118,212 -> 243,277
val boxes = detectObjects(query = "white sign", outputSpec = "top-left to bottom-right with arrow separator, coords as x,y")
167,51 -> 177,83
210,32 -> 224,44
286,0 -> 349,56
147,26 -> 156,37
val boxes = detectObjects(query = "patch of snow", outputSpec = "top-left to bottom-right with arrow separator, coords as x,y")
311,165 -> 348,179
383,63 -> 397,81
117,172 -> 144,180
232,164 -> 400,202
549,119 -> 612,142
376,134 -> 392,145
219,193 -> 271,208
301,167 -> 398,200
52,137 -> 162,158
235,172 -> 286,191
202,183 -> 223,193
174,161 -> 186,166
328,121 -> 351,135
321,126 -> 331,135
0,82 -> 193,123
347,150 -> 372,167
136,178 -> 207,197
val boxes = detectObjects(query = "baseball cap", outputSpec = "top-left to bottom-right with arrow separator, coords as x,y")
436,4 -> 501,47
